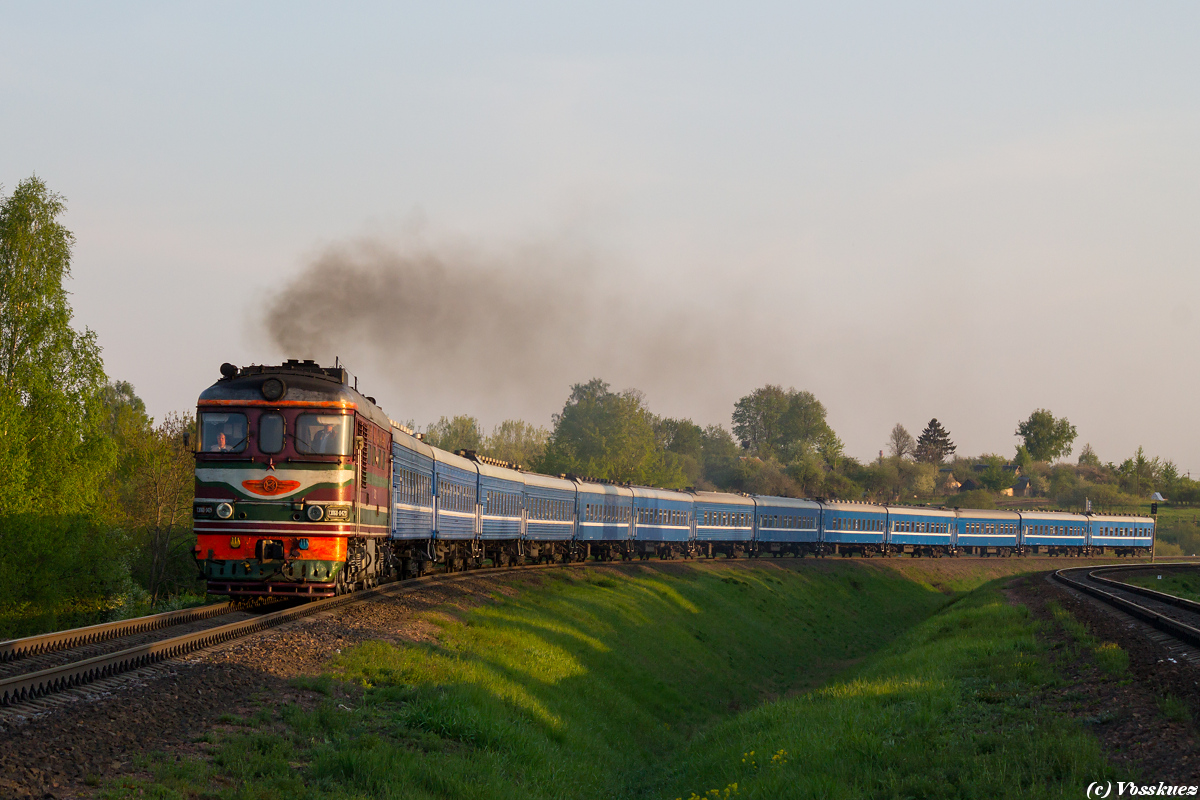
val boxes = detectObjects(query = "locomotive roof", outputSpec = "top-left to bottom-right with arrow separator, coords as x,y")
198,360 -> 393,429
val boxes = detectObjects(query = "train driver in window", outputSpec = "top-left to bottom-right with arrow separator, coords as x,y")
312,423 -> 337,453
208,432 -> 229,452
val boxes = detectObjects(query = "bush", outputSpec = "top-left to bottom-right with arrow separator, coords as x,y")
947,489 -> 996,510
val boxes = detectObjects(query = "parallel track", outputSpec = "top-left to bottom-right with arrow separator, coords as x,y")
1053,562 -> 1200,648
0,601 -> 237,664
0,560 -> 611,709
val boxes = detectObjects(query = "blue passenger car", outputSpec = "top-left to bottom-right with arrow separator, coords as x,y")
632,487 -> 693,558
522,472 -> 577,543
477,461 -> 524,541
821,501 -> 887,556
953,509 -> 1020,555
433,450 -> 479,541
1089,514 -> 1154,556
1020,511 -> 1089,555
885,506 -> 956,556
390,427 -> 435,541
692,491 -> 754,557
575,480 -> 634,560
752,496 -> 822,556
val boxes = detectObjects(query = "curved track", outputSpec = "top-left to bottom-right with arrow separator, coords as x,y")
1053,563 -> 1200,648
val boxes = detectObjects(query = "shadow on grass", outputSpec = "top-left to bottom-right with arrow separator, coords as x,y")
102,564 -> 1119,800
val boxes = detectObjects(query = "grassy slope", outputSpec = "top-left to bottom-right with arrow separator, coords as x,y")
1120,567 -> 1200,602
109,561 -> 1118,799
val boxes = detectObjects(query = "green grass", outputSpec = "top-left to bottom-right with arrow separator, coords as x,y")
0,590 -> 211,641
102,563 -> 1125,799
659,588 -> 1118,799
1120,569 -> 1200,602
1047,600 -> 1129,677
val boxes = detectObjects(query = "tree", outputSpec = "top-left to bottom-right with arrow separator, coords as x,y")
731,385 -> 790,453
538,379 -> 685,487
657,418 -> 705,485
731,384 -> 842,463
0,177 -> 112,514
887,423 -> 914,459
482,419 -> 548,467
1077,443 -> 1100,467
698,424 -> 741,488
976,454 -> 1017,492
424,415 -> 483,453
914,419 -> 956,464
1015,409 -> 1077,462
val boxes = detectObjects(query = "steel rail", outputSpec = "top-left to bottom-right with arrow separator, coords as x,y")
0,602 -> 235,664
1052,562 -> 1200,649
0,559 -> 613,708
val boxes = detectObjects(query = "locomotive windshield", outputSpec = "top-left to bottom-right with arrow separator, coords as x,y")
295,414 -> 353,455
200,412 -> 248,453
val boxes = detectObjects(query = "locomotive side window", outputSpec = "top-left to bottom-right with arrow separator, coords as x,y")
259,413 -> 284,453
200,413 -> 248,453
295,414 -> 353,455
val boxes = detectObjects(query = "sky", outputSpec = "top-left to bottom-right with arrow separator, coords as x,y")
3,2 -> 1199,471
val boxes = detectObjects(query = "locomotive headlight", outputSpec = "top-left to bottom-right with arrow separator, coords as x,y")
215,502 -> 234,520
261,378 -> 287,401
306,504 -> 325,522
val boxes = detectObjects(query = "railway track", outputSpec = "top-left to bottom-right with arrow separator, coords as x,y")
1053,562 -> 1200,652
0,559 -> 616,711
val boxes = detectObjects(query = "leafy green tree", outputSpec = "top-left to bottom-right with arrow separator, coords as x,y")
732,385 -> 842,464
950,489 -> 996,510
657,418 -> 705,485
914,419 -> 955,464
698,424 -> 741,488
0,177 -> 113,514
482,420 -> 549,467
539,379 -> 685,487
1077,443 -> 1100,467
976,454 -> 1017,492
104,408 -> 196,602
887,423 -> 914,459
424,415 -> 484,453
731,385 -> 790,453
1015,409 -> 1077,462
1014,445 -> 1034,474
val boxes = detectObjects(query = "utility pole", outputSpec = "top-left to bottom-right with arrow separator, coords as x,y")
1151,500 -> 1158,563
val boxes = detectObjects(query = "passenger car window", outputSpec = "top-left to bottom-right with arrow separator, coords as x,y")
200,413 -> 248,453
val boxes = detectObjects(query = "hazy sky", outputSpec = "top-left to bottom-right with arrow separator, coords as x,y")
4,3 -> 1199,471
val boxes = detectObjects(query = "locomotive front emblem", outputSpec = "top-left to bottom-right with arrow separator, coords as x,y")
241,477 -> 302,496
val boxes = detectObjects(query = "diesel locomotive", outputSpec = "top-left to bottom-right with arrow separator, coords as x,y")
192,360 -> 1156,598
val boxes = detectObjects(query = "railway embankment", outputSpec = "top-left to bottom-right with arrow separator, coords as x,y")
1,557 -> 1193,798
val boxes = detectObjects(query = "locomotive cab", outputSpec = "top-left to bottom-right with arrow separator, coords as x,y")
193,360 -> 392,598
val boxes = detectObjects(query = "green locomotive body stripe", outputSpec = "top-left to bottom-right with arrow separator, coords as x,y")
195,464 -> 354,501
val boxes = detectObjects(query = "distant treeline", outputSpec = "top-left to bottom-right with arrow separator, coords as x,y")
425,386 -> 1195,515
